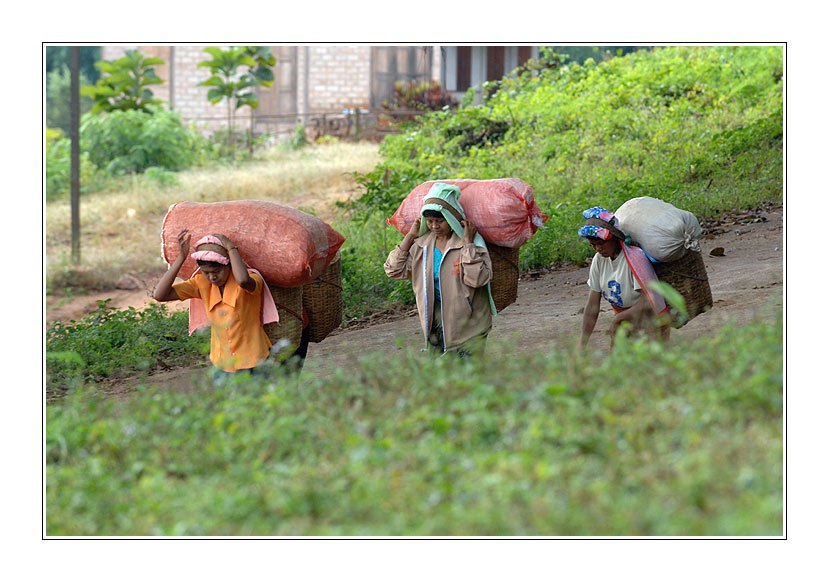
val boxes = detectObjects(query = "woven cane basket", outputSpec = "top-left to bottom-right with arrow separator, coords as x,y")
653,250 -> 713,328
489,245 -> 520,312
302,254 -> 343,343
264,284 -> 304,349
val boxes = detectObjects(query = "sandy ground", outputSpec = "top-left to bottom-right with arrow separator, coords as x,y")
46,205 -> 783,393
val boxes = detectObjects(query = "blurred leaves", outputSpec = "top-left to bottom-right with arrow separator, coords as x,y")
46,311 -> 783,536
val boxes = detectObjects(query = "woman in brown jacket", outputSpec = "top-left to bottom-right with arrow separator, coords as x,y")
384,183 -> 497,357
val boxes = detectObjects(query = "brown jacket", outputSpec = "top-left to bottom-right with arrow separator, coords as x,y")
385,232 -> 493,351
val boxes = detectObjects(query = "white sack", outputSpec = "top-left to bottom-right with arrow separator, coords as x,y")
615,196 -> 703,262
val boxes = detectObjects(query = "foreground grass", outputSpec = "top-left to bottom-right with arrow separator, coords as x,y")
46,312 -> 783,536
45,142 -> 380,293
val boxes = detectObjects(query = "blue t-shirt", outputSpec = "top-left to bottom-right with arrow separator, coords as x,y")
434,247 -> 442,301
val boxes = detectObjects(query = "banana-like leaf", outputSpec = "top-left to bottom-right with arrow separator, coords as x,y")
251,67 -> 275,83
206,88 -> 227,102
199,75 -> 224,87
202,47 -> 224,59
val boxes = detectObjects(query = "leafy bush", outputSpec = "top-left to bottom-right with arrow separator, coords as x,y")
80,105 -> 196,174
289,123 -> 309,149
46,300 -> 206,393
44,128 -> 112,200
333,211 -> 414,319
45,312 -> 782,535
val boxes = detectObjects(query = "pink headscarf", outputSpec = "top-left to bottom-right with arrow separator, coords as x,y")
190,235 -> 230,265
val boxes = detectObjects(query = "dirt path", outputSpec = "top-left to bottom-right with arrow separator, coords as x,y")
305,204 -> 783,372
52,205 -> 783,393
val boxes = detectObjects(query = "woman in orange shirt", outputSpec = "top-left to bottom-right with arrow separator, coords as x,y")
153,229 -> 306,381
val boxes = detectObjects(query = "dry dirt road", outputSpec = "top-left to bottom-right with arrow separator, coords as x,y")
47,205 -> 783,393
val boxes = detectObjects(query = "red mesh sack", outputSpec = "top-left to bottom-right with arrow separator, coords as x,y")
161,200 -> 345,287
387,178 -> 547,248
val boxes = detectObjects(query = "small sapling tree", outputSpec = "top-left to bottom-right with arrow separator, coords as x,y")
80,49 -> 165,113
198,46 -> 276,155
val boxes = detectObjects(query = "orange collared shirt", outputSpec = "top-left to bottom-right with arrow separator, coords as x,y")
174,271 -> 271,372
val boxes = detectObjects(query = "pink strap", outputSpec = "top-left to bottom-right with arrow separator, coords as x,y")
622,244 -> 668,315
186,268 -> 279,336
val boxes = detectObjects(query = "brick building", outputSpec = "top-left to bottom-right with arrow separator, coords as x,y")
101,45 -> 540,138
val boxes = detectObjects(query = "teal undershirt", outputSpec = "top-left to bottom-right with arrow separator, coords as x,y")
434,247 -> 442,302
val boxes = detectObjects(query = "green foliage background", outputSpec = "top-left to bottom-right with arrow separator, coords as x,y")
347,46 -> 783,289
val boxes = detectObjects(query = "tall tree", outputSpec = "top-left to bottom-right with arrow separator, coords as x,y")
45,46 -> 101,83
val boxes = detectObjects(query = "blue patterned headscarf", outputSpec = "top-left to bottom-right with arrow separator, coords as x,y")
578,207 -> 628,242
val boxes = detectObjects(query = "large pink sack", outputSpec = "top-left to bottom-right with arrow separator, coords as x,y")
161,200 -> 345,287
387,178 -> 547,248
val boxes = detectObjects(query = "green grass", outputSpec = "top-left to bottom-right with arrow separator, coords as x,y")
46,311 -> 783,536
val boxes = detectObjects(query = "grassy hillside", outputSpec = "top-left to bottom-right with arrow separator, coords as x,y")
350,45 -> 783,271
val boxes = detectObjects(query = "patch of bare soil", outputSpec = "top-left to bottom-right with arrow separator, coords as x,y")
45,268 -> 187,324
52,205 -> 784,395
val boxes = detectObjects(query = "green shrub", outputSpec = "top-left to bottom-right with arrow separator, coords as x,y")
141,166 -> 179,188
46,300 -> 206,393
81,49 -> 164,114
334,210 -> 414,319
80,105 -> 196,174
289,123 -> 309,149
45,128 -> 112,201
45,311 -> 783,535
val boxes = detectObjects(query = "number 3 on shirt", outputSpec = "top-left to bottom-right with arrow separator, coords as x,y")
606,280 -> 623,307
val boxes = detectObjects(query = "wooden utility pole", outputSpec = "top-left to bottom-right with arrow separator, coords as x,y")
69,46 -> 81,263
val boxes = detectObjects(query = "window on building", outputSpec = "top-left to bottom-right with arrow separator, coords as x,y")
487,46 -> 504,82
456,46 -> 472,92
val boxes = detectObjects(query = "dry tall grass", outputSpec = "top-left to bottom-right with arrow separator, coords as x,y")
45,142 -> 380,292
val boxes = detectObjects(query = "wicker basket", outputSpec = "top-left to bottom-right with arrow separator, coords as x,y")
653,250 -> 713,328
302,254 -> 343,343
264,284 -> 304,349
489,244 -> 520,312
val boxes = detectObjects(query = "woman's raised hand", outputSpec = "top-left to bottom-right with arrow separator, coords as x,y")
407,218 -> 422,238
461,219 -> 477,244
177,229 -> 191,259
213,233 -> 236,250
